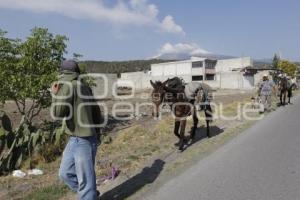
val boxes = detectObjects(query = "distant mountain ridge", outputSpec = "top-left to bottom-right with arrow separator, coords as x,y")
82,59 -> 174,74
154,52 -> 235,60
81,56 -> 299,74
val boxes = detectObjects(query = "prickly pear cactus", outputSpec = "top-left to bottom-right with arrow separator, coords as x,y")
0,116 -> 38,173
0,111 -> 12,132
0,111 -> 12,157
0,130 -> 5,157
0,113 -> 66,174
54,119 -> 66,146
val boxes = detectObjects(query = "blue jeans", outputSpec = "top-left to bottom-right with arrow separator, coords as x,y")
59,136 -> 98,200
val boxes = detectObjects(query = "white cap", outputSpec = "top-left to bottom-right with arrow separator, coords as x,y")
263,74 -> 268,77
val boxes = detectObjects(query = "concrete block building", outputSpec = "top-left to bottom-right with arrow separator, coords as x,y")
151,57 -> 217,83
118,71 -> 151,90
91,73 -> 118,99
150,57 -> 255,90
117,56 -> 260,90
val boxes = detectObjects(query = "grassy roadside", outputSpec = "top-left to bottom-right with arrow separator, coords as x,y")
0,159 -> 62,200
8,98 -> 254,200
22,183 -> 68,200
6,89 -> 300,200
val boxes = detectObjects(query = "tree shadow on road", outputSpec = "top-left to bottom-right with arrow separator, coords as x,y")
100,159 -> 165,200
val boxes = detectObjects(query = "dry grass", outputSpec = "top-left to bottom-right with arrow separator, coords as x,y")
3,89 -> 278,200
0,159 -> 61,199
1,98 -> 256,199
97,117 -> 176,178
294,88 -> 300,96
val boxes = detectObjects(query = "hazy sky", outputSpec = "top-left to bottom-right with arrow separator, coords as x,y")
0,0 -> 299,61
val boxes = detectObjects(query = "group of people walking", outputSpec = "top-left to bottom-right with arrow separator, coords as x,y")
257,73 -> 296,113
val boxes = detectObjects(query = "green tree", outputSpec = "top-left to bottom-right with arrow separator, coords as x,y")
0,30 -> 20,105
277,60 -> 297,78
0,28 -> 68,124
272,53 -> 280,69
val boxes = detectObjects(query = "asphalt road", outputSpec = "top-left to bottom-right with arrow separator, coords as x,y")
145,95 -> 300,200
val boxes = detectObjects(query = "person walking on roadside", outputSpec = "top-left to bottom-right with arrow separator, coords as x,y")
51,60 -> 101,200
258,74 -> 275,112
287,76 -> 293,104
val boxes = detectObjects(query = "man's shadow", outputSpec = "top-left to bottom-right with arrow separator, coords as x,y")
100,159 -> 165,200
187,125 -> 224,148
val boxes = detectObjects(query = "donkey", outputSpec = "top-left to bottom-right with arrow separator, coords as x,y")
150,77 -> 213,151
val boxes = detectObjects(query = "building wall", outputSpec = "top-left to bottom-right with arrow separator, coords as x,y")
118,57 -> 255,90
118,71 -> 151,89
203,80 -> 220,88
118,71 -> 193,90
151,61 -> 193,76
118,71 -> 254,90
150,61 -> 196,87
148,72 -> 254,90
218,72 -> 254,89
216,57 -> 253,72
151,75 -> 192,84
92,73 -> 118,99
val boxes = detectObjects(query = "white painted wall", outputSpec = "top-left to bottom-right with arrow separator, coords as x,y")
119,57 -> 255,91
118,71 -> 151,89
216,57 -> 253,72
151,61 -> 192,77
177,63 -> 191,75
92,74 -> 118,99
218,72 -> 254,89
150,75 -> 192,85
191,67 -> 204,75
243,75 -> 255,89
203,80 -> 220,88
151,65 -> 163,76
118,71 -> 254,90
